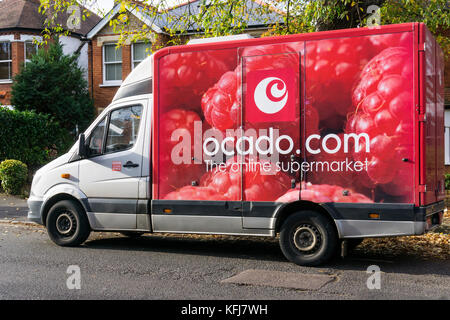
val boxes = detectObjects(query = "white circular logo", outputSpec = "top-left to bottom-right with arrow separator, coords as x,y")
254,77 -> 288,114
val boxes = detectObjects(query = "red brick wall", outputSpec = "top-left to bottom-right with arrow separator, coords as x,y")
89,33 -> 172,114
0,31 -> 42,105
90,37 -> 127,113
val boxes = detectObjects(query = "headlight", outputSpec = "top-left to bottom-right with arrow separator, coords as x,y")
30,173 -> 41,196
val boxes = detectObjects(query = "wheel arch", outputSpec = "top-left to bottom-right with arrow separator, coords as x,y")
41,185 -> 90,226
273,200 -> 341,238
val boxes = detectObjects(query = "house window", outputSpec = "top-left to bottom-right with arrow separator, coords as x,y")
0,42 -> 12,81
103,43 -> 122,84
132,42 -> 151,69
25,41 -> 38,63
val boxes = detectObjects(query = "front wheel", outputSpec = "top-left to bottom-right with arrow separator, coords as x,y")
279,211 -> 338,266
46,200 -> 91,247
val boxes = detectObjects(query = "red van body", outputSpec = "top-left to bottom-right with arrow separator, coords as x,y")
150,23 -> 444,265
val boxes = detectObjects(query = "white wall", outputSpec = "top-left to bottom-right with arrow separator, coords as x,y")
19,34 -> 89,81
59,36 -> 89,81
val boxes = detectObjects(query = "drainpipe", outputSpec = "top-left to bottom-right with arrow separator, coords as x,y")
80,36 -> 94,100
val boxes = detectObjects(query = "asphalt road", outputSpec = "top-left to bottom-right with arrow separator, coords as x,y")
0,194 -> 28,222
0,222 -> 449,300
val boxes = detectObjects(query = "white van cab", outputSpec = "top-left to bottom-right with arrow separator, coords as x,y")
28,56 -> 154,241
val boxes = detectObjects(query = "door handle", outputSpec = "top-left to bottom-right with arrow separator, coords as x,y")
123,161 -> 139,168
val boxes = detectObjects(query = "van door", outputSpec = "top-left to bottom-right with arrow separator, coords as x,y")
78,100 -> 146,229
241,47 -> 302,228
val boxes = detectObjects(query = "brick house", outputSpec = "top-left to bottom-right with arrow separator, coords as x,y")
0,0 -> 100,106
85,0 -> 282,114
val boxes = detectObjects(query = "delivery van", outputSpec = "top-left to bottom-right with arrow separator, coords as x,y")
28,23 -> 445,266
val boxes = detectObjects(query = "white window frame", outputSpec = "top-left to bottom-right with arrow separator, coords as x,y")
24,41 -> 38,64
131,42 -> 151,70
0,41 -> 12,83
102,43 -> 122,86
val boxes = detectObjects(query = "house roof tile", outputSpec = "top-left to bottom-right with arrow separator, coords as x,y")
0,0 -> 101,36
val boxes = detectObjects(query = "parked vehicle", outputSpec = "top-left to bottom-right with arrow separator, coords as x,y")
28,23 -> 445,266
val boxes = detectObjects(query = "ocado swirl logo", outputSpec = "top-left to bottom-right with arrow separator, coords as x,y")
254,77 -> 288,114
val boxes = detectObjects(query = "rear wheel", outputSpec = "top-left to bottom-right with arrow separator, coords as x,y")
279,211 -> 338,266
46,200 -> 91,247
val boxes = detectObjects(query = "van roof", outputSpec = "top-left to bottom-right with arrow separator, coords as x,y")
112,56 -> 152,102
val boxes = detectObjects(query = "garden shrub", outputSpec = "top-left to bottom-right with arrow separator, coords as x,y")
0,159 -> 28,195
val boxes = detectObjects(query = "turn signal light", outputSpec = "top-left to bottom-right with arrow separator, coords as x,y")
163,208 -> 172,214
369,213 -> 380,219
61,173 -> 70,179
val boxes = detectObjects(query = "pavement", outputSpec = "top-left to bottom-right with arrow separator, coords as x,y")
0,193 -> 28,222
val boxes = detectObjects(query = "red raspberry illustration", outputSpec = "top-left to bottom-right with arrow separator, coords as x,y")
305,37 -> 370,131
200,156 -> 292,201
346,47 -> 414,201
201,70 -> 240,131
160,50 -> 235,113
308,134 -> 354,188
276,182 -> 373,203
368,32 -> 412,55
201,45 -> 301,132
164,186 -> 223,201
159,109 -> 205,198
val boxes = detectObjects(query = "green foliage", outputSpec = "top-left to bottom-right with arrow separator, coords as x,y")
0,160 -> 28,195
267,0 -> 385,35
38,1 -> 449,58
11,41 -> 94,134
445,174 -> 450,190
380,0 -> 450,58
0,108 -> 71,169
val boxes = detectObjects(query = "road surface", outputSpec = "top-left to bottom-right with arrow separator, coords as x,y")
0,221 -> 448,300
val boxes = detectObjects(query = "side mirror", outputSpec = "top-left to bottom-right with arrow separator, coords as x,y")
78,133 -> 86,158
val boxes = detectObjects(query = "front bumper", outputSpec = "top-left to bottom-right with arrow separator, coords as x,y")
27,196 -> 44,225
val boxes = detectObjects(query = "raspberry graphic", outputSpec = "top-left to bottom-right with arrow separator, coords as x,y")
308,134 -> 354,188
164,186 -> 223,201
276,182 -> 373,203
346,47 -> 414,201
201,45 -> 301,132
305,37 -> 369,131
368,32 -> 412,55
159,109 -> 205,198
200,156 -> 292,201
160,50 -> 235,113
201,70 -> 240,131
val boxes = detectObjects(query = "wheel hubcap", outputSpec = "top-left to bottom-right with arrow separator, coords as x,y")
56,212 -> 75,235
293,224 -> 321,253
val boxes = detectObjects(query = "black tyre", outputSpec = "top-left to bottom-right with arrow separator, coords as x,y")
279,211 -> 338,266
46,200 -> 91,247
120,231 -> 144,238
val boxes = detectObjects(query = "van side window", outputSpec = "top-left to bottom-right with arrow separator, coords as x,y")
87,117 -> 106,156
105,105 -> 143,153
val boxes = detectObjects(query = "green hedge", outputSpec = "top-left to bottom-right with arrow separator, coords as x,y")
0,108 -> 71,169
0,159 -> 28,195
